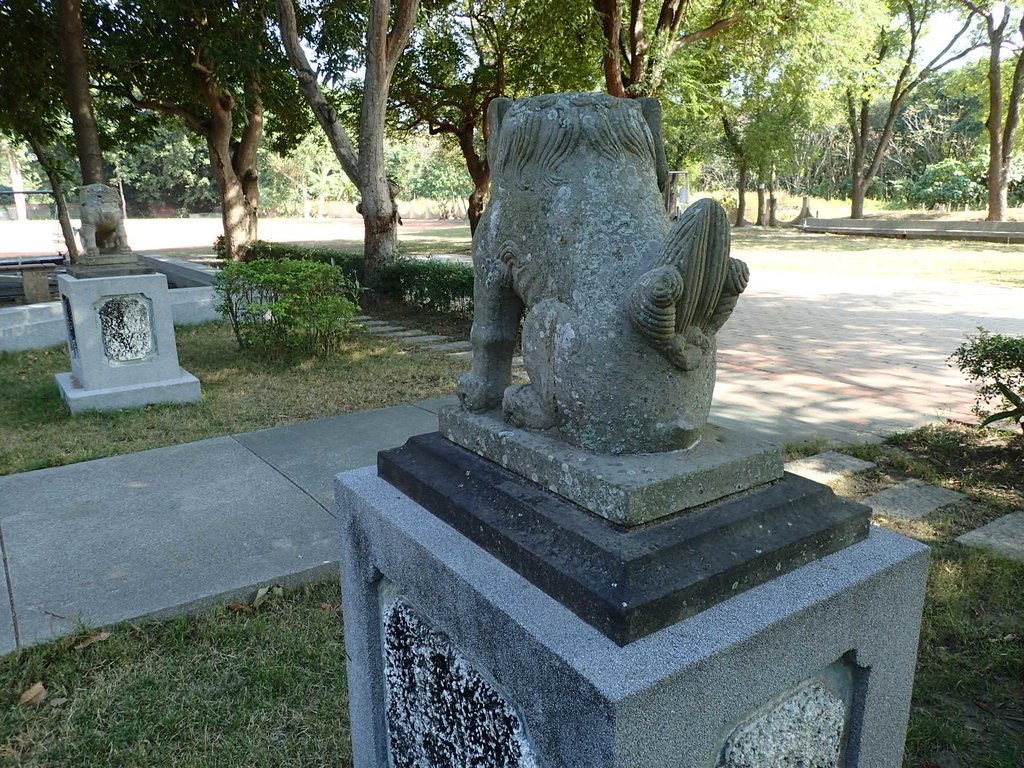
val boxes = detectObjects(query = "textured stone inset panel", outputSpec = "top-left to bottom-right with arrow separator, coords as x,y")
718,680 -> 846,768
98,294 -> 153,362
382,598 -> 540,768
62,295 -> 78,358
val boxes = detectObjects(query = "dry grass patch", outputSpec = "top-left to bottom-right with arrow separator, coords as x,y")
0,322 -> 467,476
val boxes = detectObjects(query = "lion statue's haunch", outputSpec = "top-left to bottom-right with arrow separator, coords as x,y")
79,183 -> 131,257
456,93 -> 748,455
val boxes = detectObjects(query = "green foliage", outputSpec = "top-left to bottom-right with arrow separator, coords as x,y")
906,158 -> 986,208
952,329 -> 1024,433
113,123 -> 218,215
232,240 -> 475,316
215,259 -> 361,357
377,258 -> 474,316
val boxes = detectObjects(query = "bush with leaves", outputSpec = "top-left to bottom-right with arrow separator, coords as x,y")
377,258 -> 473,316
951,328 -> 1024,433
215,258 -> 361,356
908,158 -> 985,209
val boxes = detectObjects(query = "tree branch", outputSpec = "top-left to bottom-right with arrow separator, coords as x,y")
275,0 -> 363,189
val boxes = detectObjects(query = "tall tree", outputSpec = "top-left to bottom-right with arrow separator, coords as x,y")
959,1 -> 1024,219
591,0 -> 743,98
276,0 -> 419,285
92,0 -> 310,260
845,0 -> 980,218
56,0 -> 106,186
387,0 -> 598,232
0,0 -> 80,258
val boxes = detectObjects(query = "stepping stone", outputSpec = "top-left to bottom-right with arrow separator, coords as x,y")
512,355 -> 524,367
378,329 -> 433,338
425,340 -> 473,352
354,315 -> 372,321
785,451 -> 875,485
362,325 -> 405,334
863,479 -> 965,521
399,335 -> 448,345
447,350 -> 473,360
956,512 -> 1024,563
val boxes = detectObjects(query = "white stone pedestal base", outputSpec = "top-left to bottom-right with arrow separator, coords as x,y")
336,466 -> 930,768
55,273 -> 201,413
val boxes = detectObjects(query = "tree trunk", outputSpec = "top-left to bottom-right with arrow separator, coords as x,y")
767,174 -> 778,227
206,114 -> 257,261
850,175 -> 866,219
5,143 -> 27,221
735,165 -> 748,227
56,0 -> 105,185
456,126 -> 490,235
755,184 -> 767,226
27,135 -> 79,262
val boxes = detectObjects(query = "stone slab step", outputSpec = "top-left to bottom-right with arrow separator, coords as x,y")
785,451 -> 875,485
425,340 -> 473,352
378,329 -> 434,338
864,479 -> 965,521
447,350 -> 473,360
361,325 -> 405,334
399,335 -> 448,345
956,512 -> 1024,563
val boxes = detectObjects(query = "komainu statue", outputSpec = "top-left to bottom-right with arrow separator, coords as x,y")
78,183 -> 131,257
456,93 -> 748,455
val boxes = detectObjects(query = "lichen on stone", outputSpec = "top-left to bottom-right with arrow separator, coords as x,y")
382,598 -> 540,768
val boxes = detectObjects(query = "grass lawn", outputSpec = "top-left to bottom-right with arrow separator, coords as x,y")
0,321 -> 468,476
1,422 -> 1021,766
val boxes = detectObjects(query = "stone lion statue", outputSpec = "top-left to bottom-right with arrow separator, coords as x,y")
456,93 -> 748,455
79,183 -> 131,257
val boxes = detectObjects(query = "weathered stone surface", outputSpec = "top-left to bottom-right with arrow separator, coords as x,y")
378,432 -> 870,645
718,680 -> 846,768
382,596 -> 539,768
98,294 -> 153,361
865,479 -> 965,521
454,92 -> 747,454
55,273 -> 200,412
77,183 -> 132,263
439,407 -> 783,525
956,512 -> 1024,562
336,467 -> 930,768
785,451 -> 875,485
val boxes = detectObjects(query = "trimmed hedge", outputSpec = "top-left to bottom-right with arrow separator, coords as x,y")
232,240 -> 474,317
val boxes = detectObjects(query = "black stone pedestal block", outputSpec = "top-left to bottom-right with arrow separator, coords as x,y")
378,432 -> 870,646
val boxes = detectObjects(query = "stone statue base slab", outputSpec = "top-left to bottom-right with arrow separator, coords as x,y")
70,253 -> 149,279
55,370 -> 201,414
439,406 -> 784,526
55,273 -> 201,413
378,432 -> 870,645
336,465 -> 929,768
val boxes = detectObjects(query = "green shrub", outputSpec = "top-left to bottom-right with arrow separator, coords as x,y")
909,158 -> 985,208
377,258 -> 474,316
215,258 -> 361,356
951,328 -> 1024,433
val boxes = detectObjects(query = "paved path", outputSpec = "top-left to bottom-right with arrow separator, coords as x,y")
713,271 -> 1023,443
1,245 -> 1022,653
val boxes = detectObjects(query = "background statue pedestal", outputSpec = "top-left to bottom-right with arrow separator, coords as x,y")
336,463 -> 928,768
55,273 -> 200,414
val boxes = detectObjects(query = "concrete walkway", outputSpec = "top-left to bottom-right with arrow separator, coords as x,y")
0,397 -> 454,654
1,269 -> 1021,654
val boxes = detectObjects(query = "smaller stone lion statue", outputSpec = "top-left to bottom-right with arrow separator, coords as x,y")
456,93 -> 748,455
79,183 -> 131,257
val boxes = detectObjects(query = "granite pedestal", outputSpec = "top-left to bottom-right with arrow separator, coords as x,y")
55,273 -> 200,413
336,464 -> 930,768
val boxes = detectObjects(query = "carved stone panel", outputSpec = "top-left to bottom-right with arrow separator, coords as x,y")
382,598 -> 540,768
98,294 -> 154,362
717,680 -> 847,768
62,295 -> 78,359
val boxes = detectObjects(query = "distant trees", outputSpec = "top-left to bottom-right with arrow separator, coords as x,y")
844,0 -> 981,218
958,1 -> 1024,220
276,0 -> 420,286
90,0 -> 311,260
387,0 -> 598,232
